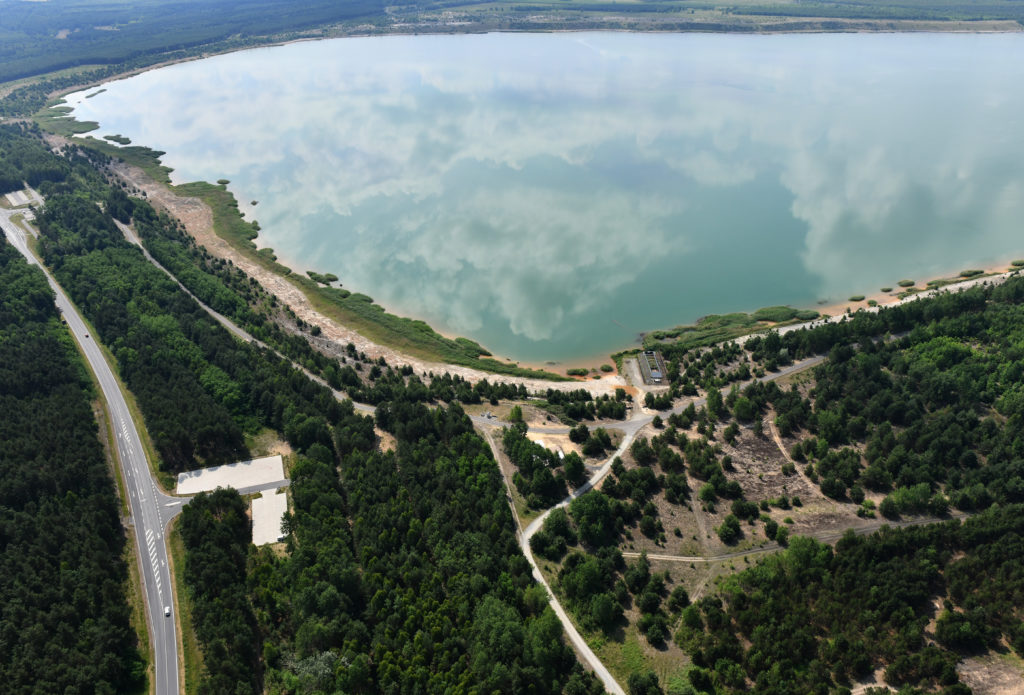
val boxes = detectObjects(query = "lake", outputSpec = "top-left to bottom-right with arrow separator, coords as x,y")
66,32 -> 1024,363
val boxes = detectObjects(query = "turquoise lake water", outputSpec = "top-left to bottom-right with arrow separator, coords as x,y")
67,32 -> 1024,363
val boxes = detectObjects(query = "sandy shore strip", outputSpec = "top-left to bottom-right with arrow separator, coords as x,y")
771,265 -> 1021,341
811,258 -> 1021,319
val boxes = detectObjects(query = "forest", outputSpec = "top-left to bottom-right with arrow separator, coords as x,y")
0,240 -> 144,693
740,278 -> 1024,517
243,391 -> 603,693
676,505 -> 1024,694
179,489 -> 261,695
35,167 -> 362,472
9,112 -> 1024,692
0,124 -> 599,691
0,0 -> 394,83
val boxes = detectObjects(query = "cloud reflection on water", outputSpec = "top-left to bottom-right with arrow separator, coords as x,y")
68,33 -> 1024,360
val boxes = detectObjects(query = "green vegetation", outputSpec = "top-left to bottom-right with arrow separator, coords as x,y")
959,268 -> 984,277
250,394 -> 602,693
0,123 -> 73,194
1013,260 -> 1024,267
0,240 -> 144,692
306,270 -> 339,285
504,423 -> 571,507
104,133 -> 132,145
752,276 -> 1024,512
6,122 -> 599,691
848,294 -> 865,301
0,0 -> 393,85
881,286 -> 893,292
638,305 -> 818,355
539,388 -> 628,424
32,103 -> 100,136
751,305 -> 818,323
567,367 -> 590,376
179,489 -> 260,693
898,279 -> 916,287
676,506 -> 1024,693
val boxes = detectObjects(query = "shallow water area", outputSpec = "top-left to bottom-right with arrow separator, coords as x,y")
67,32 -> 1024,362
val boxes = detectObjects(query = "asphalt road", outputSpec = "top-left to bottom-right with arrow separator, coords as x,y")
2,207 -> 183,695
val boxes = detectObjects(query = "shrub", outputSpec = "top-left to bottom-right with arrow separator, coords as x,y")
898,279 -> 915,287
717,515 -> 741,544
880,286 -> 893,292
848,295 -> 865,302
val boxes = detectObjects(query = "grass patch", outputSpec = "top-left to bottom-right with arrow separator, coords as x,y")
104,133 -> 132,145
567,367 -> 589,377
880,286 -> 893,292
959,269 -> 984,278
122,535 -> 152,695
751,305 -> 818,323
76,138 -> 175,185
1012,260 -> 1024,268
244,427 -> 291,458
89,392 -> 151,694
636,305 -> 819,354
306,270 -> 339,285
33,103 -> 99,136
897,279 -> 916,287
848,295 -> 865,302
592,628 -> 646,683
168,517 -> 202,695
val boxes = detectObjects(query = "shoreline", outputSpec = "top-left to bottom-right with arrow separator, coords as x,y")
811,257 -> 1023,320
22,30 -> 1024,381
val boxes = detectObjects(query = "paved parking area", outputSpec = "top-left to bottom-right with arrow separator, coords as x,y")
176,455 -> 284,494
251,489 -> 288,545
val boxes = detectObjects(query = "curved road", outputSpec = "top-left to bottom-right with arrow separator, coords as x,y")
2,208 -> 183,695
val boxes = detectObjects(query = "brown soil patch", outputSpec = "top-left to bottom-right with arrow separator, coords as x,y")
375,427 -> 397,453
958,652 -> 1024,695
526,431 -> 582,459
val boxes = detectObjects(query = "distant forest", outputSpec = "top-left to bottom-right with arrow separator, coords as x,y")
2,0 -> 1023,85
0,0 -> 394,83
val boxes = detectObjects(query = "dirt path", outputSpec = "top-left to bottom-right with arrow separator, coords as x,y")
98,154 -> 627,395
767,409 -> 823,495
